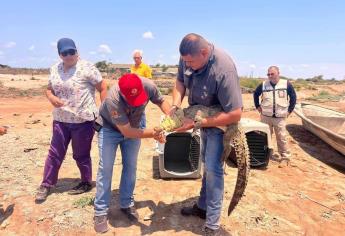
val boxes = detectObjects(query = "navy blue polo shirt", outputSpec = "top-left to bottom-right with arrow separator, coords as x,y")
177,45 -> 242,113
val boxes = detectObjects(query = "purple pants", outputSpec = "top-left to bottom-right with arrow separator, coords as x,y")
41,120 -> 95,187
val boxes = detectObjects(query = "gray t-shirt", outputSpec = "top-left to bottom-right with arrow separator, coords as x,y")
177,45 -> 242,113
97,77 -> 164,131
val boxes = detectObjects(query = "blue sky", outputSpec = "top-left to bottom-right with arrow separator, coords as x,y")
1,0 -> 344,79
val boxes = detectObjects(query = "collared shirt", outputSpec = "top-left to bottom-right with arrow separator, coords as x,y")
48,59 -> 102,123
98,77 -> 163,131
130,62 -> 152,79
177,45 -> 242,113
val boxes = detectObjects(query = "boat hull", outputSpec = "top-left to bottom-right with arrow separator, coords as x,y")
294,103 -> 345,155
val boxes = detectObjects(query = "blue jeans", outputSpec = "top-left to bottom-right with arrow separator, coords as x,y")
197,128 -> 224,230
94,127 -> 141,216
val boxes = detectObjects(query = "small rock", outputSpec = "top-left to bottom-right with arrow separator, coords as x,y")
37,216 -> 45,222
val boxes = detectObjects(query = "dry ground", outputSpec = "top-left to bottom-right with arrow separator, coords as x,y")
0,75 -> 345,236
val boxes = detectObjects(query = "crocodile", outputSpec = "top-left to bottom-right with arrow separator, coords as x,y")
157,105 -> 250,216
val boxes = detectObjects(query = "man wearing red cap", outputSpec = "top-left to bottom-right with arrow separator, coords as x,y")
93,73 -> 170,233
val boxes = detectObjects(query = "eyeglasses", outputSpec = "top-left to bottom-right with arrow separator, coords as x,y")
267,73 -> 275,76
60,49 -> 77,57
133,57 -> 141,59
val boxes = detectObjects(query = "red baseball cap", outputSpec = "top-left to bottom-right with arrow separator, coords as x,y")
119,73 -> 148,107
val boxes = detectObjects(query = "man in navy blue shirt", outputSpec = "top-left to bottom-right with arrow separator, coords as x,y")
253,66 -> 296,163
172,33 -> 242,235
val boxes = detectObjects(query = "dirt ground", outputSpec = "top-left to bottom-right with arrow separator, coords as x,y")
0,75 -> 345,236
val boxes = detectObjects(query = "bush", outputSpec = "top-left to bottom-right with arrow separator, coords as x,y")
306,90 -> 342,102
159,87 -> 172,95
73,196 -> 94,208
240,77 -> 262,89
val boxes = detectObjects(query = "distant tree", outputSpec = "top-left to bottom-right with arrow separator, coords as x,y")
0,64 -> 10,69
95,61 -> 108,72
161,64 -> 169,72
306,75 -> 324,82
155,63 -> 161,68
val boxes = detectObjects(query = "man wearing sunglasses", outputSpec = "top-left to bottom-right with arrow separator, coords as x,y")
253,66 -> 296,164
171,33 -> 242,236
35,38 -> 107,203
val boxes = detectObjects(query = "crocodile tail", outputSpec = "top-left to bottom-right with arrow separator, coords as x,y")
227,125 -> 250,216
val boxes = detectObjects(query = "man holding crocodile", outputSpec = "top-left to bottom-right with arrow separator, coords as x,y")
170,33 -> 243,235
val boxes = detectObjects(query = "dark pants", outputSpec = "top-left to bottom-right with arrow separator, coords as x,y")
41,120 -> 95,187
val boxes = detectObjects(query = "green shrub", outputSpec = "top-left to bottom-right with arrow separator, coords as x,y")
159,87 -> 172,95
240,77 -> 262,89
306,90 -> 342,102
73,196 -> 94,208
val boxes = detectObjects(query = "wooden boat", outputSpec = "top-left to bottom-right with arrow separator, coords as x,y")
294,103 -> 345,155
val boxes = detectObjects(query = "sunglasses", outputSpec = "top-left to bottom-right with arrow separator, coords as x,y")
60,49 -> 77,57
267,73 -> 275,76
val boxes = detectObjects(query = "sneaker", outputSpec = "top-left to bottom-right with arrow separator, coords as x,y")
181,203 -> 206,219
94,215 -> 108,233
281,152 -> 291,159
68,182 -> 92,195
278,157 -> 290,168
203,226 -> 220,236
35,186 -> 50,203
271,153 -> 281,162
120,206 -> 139,221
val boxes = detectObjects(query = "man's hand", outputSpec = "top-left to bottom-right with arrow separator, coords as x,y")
0,126 -> 7,135
48,95 -> 64,108
153,128 -> 166,143
257,107 -> 262,114
174,117 -> 194,132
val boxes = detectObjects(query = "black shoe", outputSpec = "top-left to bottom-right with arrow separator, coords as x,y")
120,206 -> 139,221
203,226 -> 220,236
68,182 -> 92,195
35,186 -> 50,203
181,203 -> 206,219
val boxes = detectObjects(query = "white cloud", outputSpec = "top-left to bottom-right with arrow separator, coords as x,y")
50,41 -> 57,47
4,41 -> 16,48
300,64 -> 310,68
142,31 -> 154,39
89,51 -> 97,55
249,64 -> 256,69
320,66 -> 328,70
28,45 -> 35,51
98,44 -> 112,54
